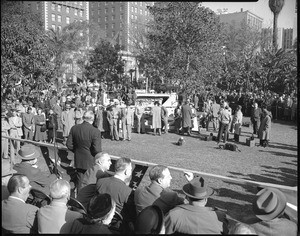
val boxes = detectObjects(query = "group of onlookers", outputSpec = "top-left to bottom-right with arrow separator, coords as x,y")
190,90 -> 297,122
2,147 -> 297,235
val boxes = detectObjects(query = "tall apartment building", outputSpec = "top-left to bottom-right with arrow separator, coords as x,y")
218,9 -> 263,30
292,0 -> 297,44
20,1 -> 89,31
89,1 -> 154,79
282,28 -> 293,50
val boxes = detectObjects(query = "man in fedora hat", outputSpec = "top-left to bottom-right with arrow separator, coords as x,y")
22,106 -> 35,140
246,187 -> 297,236
13,144 -> 57,195
164,176 -> 229,234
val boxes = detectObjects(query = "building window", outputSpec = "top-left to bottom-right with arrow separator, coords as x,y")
112,7 -> 115,13
120,15 -> 123,20
79,2 -> 83,6
52,24 -> 56,30
120,6 -> 123,11
80,19 -> 82,22
66,7 -> 70,13
120,22 -> 122,28
105,16 -> 108,21
105,24 -> 108,30
58,25 -> 62,31
135,2 -> 137,5
140,2 -> 143,6
131,14 -> 134,19
51,3 -> 55,10
57,4 -> 61,12
135,15 -> 137,20
112,23 -> 115,29
135,7 -> 137,13
98,18 -> 101,23
98,2 -> 101,7
52,14 -> 56,21
36,2 -> 39,10
66,16 -> 70,24
112,15 -> 115,20
105,2 -> 108,6
75,9 -> 78,15
79,10 -> 83,17
140,9 -> 142,14
58,15 -> 61,22
105,8 -> 108,13
131,6 -> 134,12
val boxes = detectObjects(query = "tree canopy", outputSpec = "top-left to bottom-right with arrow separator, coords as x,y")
1,1 -> 54,98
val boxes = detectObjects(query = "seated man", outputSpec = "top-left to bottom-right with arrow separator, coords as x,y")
2,174 -> 39,234
165,176 -> 229,234
78,152 -> 113,190
96,157 -> 135,232
96,157 -> 133,217
76,153 -> 113,210
245,187 -> 297,236
37,179 -> 83,233
134,165 -> 191,215
13,144 -> 57,195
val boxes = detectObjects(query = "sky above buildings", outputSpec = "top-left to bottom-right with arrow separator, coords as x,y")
202,0 -> 296,29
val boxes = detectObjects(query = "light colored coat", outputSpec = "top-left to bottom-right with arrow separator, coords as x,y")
258,114 -> 271,140
151,105 -> 161,129
61,110 -> 75,137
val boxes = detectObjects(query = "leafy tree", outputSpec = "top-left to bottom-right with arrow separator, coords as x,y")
139,2 -> 224,95
1,1 -> 54,99
85,40 -> 125,93
269,0 -> 285,50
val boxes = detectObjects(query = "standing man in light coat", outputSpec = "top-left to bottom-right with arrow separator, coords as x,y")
135,101 -> 145,134
61,103 -> 75,143
121,102 -> 134,141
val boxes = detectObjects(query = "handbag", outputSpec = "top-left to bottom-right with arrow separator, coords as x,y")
40,124 -> 47,132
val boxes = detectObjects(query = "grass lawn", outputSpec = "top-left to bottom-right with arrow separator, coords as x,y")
102,117 -> 298,222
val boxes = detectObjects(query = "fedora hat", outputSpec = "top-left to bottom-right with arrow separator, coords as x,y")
253,187 -> 286,221
182,176 -> 214,200
18,145 -> 39,160
135,205 -> 164,234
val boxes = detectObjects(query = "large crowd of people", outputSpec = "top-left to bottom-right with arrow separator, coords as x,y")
1,85 -> 297,234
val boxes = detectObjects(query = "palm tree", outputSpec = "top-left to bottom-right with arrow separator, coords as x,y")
268,0 -> 285,50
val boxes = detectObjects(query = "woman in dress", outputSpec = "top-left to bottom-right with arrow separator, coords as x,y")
151,101 -> 162,136
34,108 -> 47,142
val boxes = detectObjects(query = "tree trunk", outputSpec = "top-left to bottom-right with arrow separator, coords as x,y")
273,13 -> 279,50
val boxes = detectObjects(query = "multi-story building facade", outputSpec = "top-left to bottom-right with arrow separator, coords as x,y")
20,1 -> 89,31
218,9 -> 263,31
89,1 -> 154,80
282,28 -> 294,50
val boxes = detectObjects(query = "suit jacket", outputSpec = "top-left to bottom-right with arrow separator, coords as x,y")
38,201 -> 83,234
66,121 -> 102,170
13,162 -> 57,195
165,204 -> 228,234
2,196 -> 39,234
120,107 -> 134,126
248,217 -> 297,236
134,181 -> 185,215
